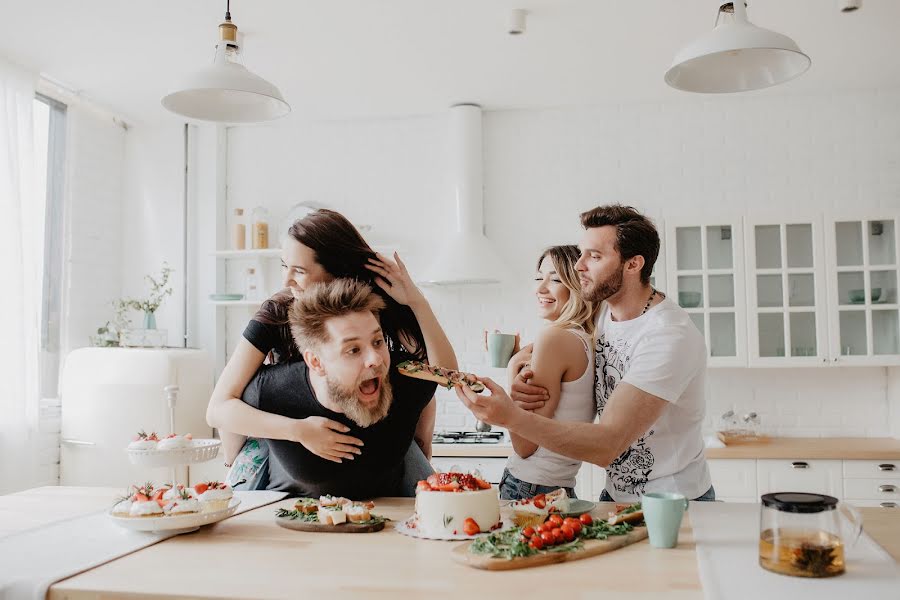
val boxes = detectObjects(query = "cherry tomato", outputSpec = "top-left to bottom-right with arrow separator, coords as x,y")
541,531 -> 555,545
579,513 -> 593,526
530,535 -> 544,550
522,526 -> 536,538
568,520 -> 582,535
560,524 -> 575,542
548,514 -> 564,528
552,527 -> 564,545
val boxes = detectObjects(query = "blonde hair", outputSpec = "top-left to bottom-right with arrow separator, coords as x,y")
537,245 -> 600,336
289,280 -> 386,351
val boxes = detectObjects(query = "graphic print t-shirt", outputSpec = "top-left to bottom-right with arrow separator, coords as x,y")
594,296 -> 711,501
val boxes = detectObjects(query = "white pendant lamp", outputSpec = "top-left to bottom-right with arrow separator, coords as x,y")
162,1 -> 290,123
665,1 -> 811,93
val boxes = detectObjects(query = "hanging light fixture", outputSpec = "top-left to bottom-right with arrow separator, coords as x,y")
162,0 -> 290,123
665,1 -> 811,93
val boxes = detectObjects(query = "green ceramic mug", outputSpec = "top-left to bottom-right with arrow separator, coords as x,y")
643,492 -> 689,549
486,332 -> 517,368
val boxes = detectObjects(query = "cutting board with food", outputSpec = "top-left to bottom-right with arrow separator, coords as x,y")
452,504 -> 647,570
274,496 -> 388,533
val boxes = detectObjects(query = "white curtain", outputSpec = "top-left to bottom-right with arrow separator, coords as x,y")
0,58 -> 42,494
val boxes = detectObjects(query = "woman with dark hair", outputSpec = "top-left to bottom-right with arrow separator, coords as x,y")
206,209 -> 455,492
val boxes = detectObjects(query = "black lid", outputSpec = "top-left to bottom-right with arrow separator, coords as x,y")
760,492 -> 838,513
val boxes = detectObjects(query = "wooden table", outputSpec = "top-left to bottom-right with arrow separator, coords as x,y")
1,487 -> 897,599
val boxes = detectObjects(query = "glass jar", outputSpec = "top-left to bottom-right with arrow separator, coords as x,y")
759,492 -> 862,578
251,206 -> 270,249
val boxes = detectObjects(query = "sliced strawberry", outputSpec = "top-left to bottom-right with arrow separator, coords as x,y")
152,488 -> 167,501
475,478 -> 491,490
194,482 -> 209,495
463,518 -> 480,536
135,493 -> 149,502
436,481 -> 461,492
533,498 -> 546,509
416,481 -> 431,492
426,474 -> 440,488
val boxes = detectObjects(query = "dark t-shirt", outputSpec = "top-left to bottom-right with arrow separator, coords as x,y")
243,318 -> 295,364
241,352 -> 436,498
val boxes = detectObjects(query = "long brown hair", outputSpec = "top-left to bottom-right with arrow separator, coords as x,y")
255,209 -> 426,362
537,245 -> 600,336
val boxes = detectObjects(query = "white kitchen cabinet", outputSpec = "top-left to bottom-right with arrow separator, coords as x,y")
744,216 -> 830,367
825,215 -> 900,365
757,459 -> 843,498
707,459 -> 758,502
665,217 -> 747,366
843,459 -> 900,479
842,459 -> 900,508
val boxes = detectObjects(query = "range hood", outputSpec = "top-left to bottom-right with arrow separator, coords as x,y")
419,104 -> 507,286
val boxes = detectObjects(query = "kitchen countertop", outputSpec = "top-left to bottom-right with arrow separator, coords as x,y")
434,437 -> 900,460
1,486 -> 896,599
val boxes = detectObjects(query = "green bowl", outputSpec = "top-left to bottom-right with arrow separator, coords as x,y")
848,288 -> 881,303
679,291 -> 702,308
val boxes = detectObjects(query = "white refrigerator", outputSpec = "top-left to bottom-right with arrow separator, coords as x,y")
59,348 -> 214,488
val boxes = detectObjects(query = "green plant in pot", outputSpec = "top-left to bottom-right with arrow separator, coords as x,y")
123,263 -> 173,329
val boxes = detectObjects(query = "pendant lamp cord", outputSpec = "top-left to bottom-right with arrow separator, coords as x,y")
225,0 -> 231,21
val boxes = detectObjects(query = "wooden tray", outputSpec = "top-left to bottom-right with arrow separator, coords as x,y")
451,526 -> 648,570
274,515 -> 385,533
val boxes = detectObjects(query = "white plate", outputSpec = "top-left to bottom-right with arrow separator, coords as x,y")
125,439 -> 221,467
108,497 -> 240,533
395,516 -> 509,541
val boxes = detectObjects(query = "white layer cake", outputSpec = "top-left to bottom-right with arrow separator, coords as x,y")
414,488 -> 500,536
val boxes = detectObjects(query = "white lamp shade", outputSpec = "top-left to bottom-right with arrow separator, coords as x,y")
162,59 -> 290,123
665,21 -> 811,93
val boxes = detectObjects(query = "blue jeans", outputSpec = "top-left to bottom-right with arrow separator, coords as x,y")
498,468 -> 577,501
227,437 -> 433,496
598,485 -> 717,503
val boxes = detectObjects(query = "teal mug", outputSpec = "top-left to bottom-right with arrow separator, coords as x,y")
643,492 -> 689,548
485,332 -> 517,368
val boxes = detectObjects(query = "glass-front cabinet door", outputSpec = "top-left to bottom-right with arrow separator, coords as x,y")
665,219 -> 746,366
826,216 -> 900,365
745,218 -> 829,366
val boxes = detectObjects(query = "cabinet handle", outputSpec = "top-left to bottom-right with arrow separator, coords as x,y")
61,439 -> 96,447
878,484 -> 897,493
878,464 -> 896,472
880,502 -> 898,508
791,461 -> 810,469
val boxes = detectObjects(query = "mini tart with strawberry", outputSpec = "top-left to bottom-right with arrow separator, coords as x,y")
510,488 -> 570,528
164,486 -> 201,515
413,473 -> 500,537
194,481 -> 233,512
156,433 -> 193,451
128,430 -> 160,450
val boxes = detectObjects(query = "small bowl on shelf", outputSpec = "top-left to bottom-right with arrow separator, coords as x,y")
679,291 -> 702,308
847,288 -> 881,304
209,293 -> 245,302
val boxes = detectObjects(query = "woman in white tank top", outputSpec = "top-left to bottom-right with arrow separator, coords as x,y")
500,246 -> 600,500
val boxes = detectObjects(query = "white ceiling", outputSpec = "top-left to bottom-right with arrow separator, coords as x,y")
2,0 -> 899,124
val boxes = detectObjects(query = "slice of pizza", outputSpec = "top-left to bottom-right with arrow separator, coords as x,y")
396,360 -> 485,392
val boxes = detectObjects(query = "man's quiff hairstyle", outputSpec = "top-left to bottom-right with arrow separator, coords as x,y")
289,280 -> 386,352
579,204 -> 660,284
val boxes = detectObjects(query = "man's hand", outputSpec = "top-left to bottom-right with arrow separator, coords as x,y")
291,416 -> 364,464
454,378 -> 518,428
506,345 -> 548,411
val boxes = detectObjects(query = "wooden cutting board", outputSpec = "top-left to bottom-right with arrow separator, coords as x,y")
274,516 -> 386,533
451,526 -> 648,570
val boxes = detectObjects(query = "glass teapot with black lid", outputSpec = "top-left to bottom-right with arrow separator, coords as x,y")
759,492 -> 863,578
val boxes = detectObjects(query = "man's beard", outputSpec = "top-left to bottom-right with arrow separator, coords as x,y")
326,372 -> 393,428
582,263 -> 625,304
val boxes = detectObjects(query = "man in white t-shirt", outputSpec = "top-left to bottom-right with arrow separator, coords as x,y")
456,205 -> 713,502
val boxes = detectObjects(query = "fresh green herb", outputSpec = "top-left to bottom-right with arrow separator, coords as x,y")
470,528 -> 537,559
619,502 -> 642,515
276,509 -> 319,522
581,520 -> 634,540
443,515 -> 454,527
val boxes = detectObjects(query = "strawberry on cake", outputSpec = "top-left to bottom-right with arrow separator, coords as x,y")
412,472 -> 500,537
194,481 -> 233,512
128,430 -> 160,450
156,433 -> 194,450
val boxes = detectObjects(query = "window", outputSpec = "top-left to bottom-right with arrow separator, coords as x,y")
35,93 -> 67,401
